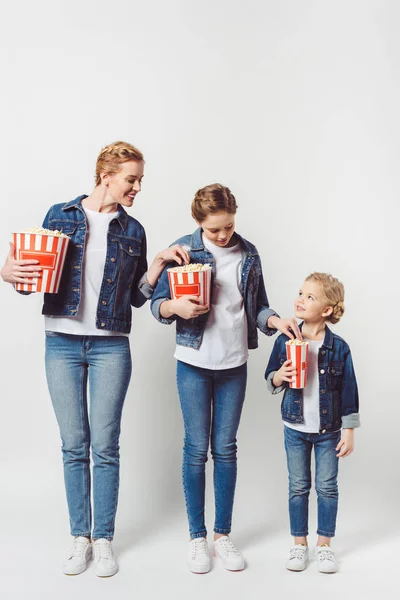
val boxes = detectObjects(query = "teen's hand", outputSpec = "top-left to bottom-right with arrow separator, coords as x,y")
272,359 -> 296,387
161,296 -> 210,320
268,316 -> 303,340
336,429 -> 354,458
156,244 -> 190,266
0,242 -> 42,285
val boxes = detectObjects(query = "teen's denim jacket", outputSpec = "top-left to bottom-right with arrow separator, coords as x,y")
20,195 -> 153,334
265,323 -> 360,432
150,227 -> 279,349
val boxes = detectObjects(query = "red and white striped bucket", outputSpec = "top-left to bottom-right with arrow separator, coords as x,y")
285,341 -> 309,389
167,267 -> 211,305
13,232 -> 70,293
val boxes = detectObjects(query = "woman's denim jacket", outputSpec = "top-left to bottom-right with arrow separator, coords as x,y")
265,323 -> 360,432
20,195 -> 153,334
150,227 -> 279,349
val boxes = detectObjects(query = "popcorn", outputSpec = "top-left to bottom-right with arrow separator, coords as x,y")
13,230 -> 70,293
167,263 -> 212,304
168,263 -> 212,273
285,340 -> 309,389
22,227 -> 69,238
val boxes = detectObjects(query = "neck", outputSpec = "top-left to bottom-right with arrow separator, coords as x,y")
82,186 -> 119,213
301,320 -> 326,341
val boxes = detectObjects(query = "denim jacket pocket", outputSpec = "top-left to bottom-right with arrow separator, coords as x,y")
327,362 -> 344,391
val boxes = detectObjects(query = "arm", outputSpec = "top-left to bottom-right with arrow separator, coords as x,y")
264,336 -> 291,394
335,348 -> 360,458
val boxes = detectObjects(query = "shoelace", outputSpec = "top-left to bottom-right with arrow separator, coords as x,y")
68,537 -> 89,559
218,537 -> 241,557
191,538 -> 208,559
289,547 -> 307,560
317,548 -> 335,562
94,540 -> 112,560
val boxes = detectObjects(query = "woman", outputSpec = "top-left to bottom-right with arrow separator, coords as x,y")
1,141 -> 188,577
150,183 -> 301,573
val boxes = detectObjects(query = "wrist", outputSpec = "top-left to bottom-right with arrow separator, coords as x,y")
272,373 -> 282,387
160,299 -> 176,318
268,315 -> 279,329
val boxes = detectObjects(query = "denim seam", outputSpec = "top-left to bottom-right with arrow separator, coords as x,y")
79,358 -> 91,536
316,529 -> 335,537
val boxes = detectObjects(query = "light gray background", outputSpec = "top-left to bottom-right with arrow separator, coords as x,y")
1,1 -> 398,598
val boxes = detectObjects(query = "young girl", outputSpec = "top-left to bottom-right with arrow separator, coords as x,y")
265,273 -> 360,573
1,141 -> 188,577
151,183 -> 301,573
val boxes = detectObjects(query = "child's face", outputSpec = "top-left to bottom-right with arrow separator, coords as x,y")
198,211 -> 236,247
294,280 -> 333,322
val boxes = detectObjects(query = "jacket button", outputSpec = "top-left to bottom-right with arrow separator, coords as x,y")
111,239 -> 116,242
111,257 -> 116,262
322,429 -> 326,433
321,350 -> 326,355
331,368 -> 336,374
107,279 -> 112,284
321,389 -> 326,394
102,300 -> 107,306
322,409 -> 327,414
101,322 -> 105,327
320,369 -> 325,374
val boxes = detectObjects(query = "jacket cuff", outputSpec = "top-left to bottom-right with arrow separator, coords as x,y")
266,371 -> 286,395
257,308 -> 280,336
342,413 -> 361,429
151,297 -> 177,325
137,273 -> 154,299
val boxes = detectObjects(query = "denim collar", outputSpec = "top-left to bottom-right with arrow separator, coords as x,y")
62,195 -> 129,230
190,227 -> 258,256
299,321 -> 333,349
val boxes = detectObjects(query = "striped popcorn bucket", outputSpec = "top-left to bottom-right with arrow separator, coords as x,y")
13,232 -> 70,293
167,267 -> 211,305
285,341 -> 309,389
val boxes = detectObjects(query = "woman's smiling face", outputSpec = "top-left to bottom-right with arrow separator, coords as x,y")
102,160 -> 144,207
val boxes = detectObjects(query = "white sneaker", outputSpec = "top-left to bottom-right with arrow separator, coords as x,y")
93,539 -> 118,577
214,536 -> 245,571
63,536 -> 92,575
285,544 -> 309,571
188,537 -> 210,574
316,545 -> 338,573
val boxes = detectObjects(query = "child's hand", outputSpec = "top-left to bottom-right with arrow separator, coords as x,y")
272,359 -> 296,387
336,429 -> 354,458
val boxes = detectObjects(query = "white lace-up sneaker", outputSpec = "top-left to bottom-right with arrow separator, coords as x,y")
63,536 -> 92,575
285,544 -> 309,571
188,537 -> 210,574
214,536 -> 245,571
316,545 -> 338,573
93,539 -> 118,577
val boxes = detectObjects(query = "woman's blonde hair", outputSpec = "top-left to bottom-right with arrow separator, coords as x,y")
191,183 -> 238,222
95,141 -> 144,186
305,272 -> 345,324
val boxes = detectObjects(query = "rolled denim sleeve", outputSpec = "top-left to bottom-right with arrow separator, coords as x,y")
256,259 -> 280,336
150,263 -> 177,325
265,335 -> 288,394
340,348 -> 361,428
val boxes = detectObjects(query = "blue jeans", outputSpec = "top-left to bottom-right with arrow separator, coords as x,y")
45,333 -> 132,540
284,426 -> 341,538
176,360 -> 247,539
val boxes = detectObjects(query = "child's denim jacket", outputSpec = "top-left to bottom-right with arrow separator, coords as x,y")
150,227 -> 279,349
265,323 -> 360,432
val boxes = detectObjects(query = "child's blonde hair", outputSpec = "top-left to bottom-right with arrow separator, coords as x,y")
305,272 -> 345,324
95,141 -> 144,186
191,184 -> 238,222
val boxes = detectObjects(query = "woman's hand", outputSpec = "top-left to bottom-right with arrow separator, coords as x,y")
160,296 -> 210,320
0,242 -> 42,285
268,316 -> 303,340
147,244 -> 190,287
272,359 -> 296,387
336,429 -> 354,458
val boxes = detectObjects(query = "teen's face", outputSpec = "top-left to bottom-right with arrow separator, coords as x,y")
198,211 -> 236,247
294,280 -> 332,322
103,160 -> 144,207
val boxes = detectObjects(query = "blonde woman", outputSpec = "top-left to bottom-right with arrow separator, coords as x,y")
1,142 -> 188,577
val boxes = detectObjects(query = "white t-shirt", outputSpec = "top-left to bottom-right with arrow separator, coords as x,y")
174,235 -> 248,370
45,207 -> 127,336
285,337 -> 323,433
